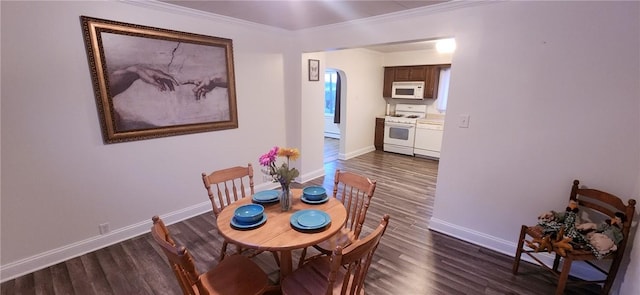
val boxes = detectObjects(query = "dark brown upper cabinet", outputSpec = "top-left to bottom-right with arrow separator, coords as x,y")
383,64 -> 450,99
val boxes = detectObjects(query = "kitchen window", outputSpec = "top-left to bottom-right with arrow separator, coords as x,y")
436,67 -> 451,112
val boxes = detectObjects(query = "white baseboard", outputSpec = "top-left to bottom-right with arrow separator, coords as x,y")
324,133 -> 340,139
301,167 -> 326,183
428,218 -> 604,282
342,145 -> 375,160
0,180 -> 316,282
0,200 -> 218,283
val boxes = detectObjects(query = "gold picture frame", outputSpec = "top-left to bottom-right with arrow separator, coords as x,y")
80,16 -> 238,143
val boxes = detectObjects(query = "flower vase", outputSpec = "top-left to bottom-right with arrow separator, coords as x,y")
280,184 -> 292,211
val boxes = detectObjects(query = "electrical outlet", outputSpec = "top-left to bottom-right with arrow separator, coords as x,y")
99,223 -> 110,235
458,114 -> 470,128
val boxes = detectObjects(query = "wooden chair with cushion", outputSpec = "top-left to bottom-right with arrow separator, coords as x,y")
512,179 -> 636,295
282,214 -> 390,295
150,216 -> 270,295
298,170 -> 377,267
202,164 -> 279,264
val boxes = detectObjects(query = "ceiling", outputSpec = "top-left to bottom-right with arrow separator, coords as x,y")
163,1 -> 448,31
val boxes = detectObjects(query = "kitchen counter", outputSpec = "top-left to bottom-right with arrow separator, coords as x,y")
417,118 -> 444,125
418,113 -> 445,126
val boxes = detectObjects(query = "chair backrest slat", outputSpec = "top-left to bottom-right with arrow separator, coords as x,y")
570,180 -> 636,258
202,164 -> 254,217
332,170 -> 376,239
151,216 -> 200,295
572,186 -> 627,212
327,214 -> 390,295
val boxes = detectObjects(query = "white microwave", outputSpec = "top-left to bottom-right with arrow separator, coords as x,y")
391,81 -> 425,99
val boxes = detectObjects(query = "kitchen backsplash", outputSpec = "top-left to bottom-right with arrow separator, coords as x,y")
385,101 -> 446,117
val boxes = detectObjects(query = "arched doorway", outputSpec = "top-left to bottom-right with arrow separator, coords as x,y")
323,68 -> 345,163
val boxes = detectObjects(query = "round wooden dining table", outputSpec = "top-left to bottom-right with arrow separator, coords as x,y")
216,188 -> 347,279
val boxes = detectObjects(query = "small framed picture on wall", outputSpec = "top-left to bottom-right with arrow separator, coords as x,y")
308,59 -> 319,81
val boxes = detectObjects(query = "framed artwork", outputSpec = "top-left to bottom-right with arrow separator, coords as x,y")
308,59 -> 320,81
80,16 -> 238,143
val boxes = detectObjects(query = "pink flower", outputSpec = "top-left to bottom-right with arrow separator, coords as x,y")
259,146 -> 279,166
259,146 -> 300,186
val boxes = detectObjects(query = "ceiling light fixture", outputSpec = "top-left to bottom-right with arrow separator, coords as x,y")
436,38 -> 456,53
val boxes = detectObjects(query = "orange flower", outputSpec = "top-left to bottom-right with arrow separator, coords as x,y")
259,146 -> 300,186
278,147 -> 300,161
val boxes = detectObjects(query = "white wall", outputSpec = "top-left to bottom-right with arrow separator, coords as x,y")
296,1 -> 640,293
383,48 -> 453,66
299,52 -> 326,182
324,49 -> 386,159
0,0 -> 296,279
2,1 -> 639,293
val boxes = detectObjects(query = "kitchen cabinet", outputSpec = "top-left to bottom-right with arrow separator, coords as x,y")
374,117 -> 385,150
383,64 -> 450,99
394,66 -> 426,81
382,68 -> 395,98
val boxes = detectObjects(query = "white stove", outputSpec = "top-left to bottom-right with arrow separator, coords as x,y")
383,104 -> 427,156
385,104 -> 427,123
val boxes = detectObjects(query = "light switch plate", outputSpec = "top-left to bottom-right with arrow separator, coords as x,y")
459,114 -> 470,128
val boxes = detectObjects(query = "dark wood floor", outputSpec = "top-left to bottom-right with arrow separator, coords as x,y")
323,137 -> 339,163
1,144 -> 602,294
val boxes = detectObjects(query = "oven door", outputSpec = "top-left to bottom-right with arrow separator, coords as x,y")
383,122 -> 416,146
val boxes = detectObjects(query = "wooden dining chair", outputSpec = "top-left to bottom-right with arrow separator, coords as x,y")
202,164 -> 280,265
512,180 -> 636,295
150,216 -> 270,295
282,214 -> 390,295
298,170 -> 377,267
202,163 -> 255,217
202,163 -> 255,261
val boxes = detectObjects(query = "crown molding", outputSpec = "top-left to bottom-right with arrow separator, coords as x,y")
121,0 -> 292,34
122,0 -> 491,34
294,0 -> 492,34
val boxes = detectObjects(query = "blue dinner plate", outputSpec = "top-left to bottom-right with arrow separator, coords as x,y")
298,212 -> 326,227
231,215 -> 267,229
252,190 -> 279,203
290,210 -> 331,230
301,194 -> 330,204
